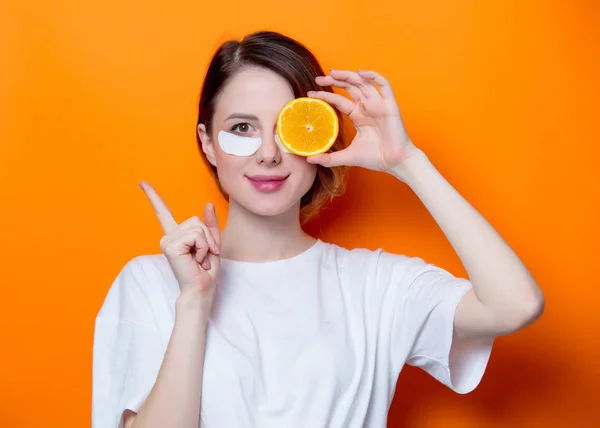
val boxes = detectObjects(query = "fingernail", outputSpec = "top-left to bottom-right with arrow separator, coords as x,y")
215,243 -> 221,254
307,91 -> 315,95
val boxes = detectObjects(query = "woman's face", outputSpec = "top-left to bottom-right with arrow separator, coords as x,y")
199,67 -> 317,218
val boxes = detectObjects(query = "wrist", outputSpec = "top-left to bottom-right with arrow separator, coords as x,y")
175,290 -> 213,323
388,145 -> 430,184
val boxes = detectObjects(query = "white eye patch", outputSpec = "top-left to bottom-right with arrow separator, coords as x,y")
217,131 -> 262,156
274,133 -> 291,154
217,130 -> 292,156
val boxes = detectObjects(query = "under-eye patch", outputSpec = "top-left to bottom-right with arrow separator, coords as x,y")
275,133 -> 291,154
217,130 -> 293,156
217,131 -> 262,156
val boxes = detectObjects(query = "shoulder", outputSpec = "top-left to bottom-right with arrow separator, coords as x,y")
318,240 -> 379,264
114,253 -> 175,293
130,253 -> 176,283
317,240 -> 425,284
97,253 -> 178,321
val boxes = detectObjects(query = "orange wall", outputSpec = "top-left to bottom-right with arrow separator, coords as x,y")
1,0 -> 598,426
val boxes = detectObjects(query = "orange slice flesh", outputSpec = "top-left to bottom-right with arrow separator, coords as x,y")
276,97 -> 339,156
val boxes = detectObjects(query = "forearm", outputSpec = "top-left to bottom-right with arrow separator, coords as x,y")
131,292 -> 210,428
391,148 -> 544,320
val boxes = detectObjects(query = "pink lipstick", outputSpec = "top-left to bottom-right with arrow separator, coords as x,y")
246,175 -> 289,193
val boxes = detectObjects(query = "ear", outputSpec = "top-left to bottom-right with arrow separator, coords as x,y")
197,123 -> 217,167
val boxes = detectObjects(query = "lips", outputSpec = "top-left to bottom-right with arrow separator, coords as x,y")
246,175 -> 289,182
246,174 -> 289,193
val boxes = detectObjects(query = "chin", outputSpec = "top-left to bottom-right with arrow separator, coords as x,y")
225,181 -> 310,219
251,202 -> 295,218
236,191 -> 300,218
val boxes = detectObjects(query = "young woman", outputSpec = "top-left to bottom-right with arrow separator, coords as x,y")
92,31 -> 544,428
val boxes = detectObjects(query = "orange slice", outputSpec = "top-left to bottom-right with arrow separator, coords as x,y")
276,97 -> 339,156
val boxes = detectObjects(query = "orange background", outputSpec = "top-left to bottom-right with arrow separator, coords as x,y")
1,0 -> 599,427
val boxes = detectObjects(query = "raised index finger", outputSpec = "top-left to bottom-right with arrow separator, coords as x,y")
139,181 -> 178,234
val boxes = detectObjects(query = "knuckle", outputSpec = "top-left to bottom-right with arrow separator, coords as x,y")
189,215 -> 202,225
197,237 -> 208,247
161,240 -> 174,254
159,236 -> 169,251
192,226 -> 206,236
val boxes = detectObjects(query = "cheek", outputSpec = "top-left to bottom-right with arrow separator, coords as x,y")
290,157 -> 318,187
213,151 -> 246,188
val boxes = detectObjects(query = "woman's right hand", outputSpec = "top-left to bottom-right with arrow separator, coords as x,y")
139,181 -> 221,302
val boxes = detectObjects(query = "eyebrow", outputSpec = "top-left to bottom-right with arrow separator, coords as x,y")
225,113 -> 260,121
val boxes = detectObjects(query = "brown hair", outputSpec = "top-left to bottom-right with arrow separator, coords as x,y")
196,31 -> 348,224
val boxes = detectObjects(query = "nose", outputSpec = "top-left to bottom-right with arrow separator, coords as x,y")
255,132 -> 281,166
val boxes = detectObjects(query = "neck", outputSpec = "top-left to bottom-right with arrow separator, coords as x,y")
220,199 -> 316,262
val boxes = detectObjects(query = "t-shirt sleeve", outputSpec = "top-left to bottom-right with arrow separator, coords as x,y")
92,257 -> 165,428
377,251 -> 494,394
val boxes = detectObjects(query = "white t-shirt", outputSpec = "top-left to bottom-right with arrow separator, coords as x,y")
92,239 -> 493,428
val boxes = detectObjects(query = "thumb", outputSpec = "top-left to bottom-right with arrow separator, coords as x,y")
307,148 -> 358,168
203,203 -> 221,246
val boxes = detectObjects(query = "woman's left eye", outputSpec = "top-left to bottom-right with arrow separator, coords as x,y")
231,123 -> 253,134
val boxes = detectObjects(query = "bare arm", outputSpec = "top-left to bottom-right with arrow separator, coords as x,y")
124,293 -> 210,428
306,69 -> 545,341
124,182 -> 221,428
392,149 -> 545,340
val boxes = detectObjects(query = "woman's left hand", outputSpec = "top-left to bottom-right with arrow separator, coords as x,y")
306,69 -> 420,173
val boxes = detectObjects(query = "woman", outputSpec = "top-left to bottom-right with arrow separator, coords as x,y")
92,31 -> 544,428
